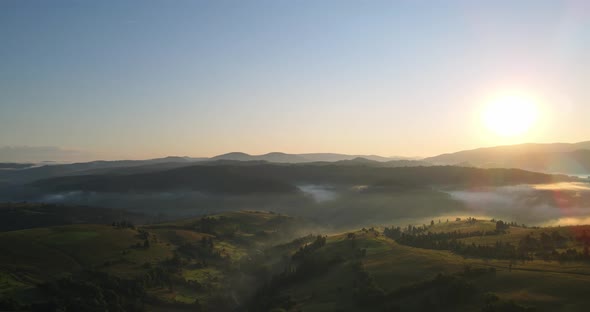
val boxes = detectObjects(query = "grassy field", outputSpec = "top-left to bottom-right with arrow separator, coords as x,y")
3,213 -> 590,311
364,238 -> 590,309
0,210 -> 311,310
270,221 -> 590,312
0,224 -> 175,288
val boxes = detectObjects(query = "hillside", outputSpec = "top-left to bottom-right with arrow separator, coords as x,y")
251,219 -> 590,312
28,164 -> 574,195
3,211 -> 590,311
425,141 -> 590,174
29,165 -> 301,194
0,157 -> 205,184
2,165 -> 573,229
0,153 -> 422,186
0,211 -> 312,311
0,202 -> 147,232
0,163 -> 34,170
0,164 -> 580,230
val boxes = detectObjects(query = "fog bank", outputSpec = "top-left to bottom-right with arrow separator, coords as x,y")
447,182 -> 590,225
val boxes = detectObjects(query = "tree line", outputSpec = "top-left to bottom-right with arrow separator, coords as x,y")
384,222 -> 590,262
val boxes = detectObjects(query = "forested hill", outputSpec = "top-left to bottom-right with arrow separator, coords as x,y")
0,202 -> 147,232
30,164 -> 575,194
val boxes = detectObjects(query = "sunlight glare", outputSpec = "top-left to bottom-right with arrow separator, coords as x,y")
482,94 -> 538,137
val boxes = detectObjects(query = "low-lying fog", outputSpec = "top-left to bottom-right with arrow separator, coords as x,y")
5,181 -> 590,229
298,184 -> 338,202
447,182 -> 590,226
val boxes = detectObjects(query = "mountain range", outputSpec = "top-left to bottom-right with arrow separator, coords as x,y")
210,152 -> 411,163
1,142 -> 589,183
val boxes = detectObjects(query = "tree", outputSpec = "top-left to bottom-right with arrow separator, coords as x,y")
495,221 -> 508,232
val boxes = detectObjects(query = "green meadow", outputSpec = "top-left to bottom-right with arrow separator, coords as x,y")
2,213 -> 590,311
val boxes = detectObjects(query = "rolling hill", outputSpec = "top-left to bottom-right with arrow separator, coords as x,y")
0,163 -> 34,170
0,153 -> 416,186
0,156 -> 206,184
3,210 -> 590,311
0,211 -> 312,311
0,202 -> 148,232
28,164 -> 575,195
4,141 -> 588,189
425,141 -> 590,174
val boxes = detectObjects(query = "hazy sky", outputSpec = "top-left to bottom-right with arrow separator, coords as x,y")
1,0 -> 589,160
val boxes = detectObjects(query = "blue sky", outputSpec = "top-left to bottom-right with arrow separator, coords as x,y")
1,0 -> 589,160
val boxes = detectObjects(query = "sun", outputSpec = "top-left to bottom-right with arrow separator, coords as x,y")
481,94 -> 538,137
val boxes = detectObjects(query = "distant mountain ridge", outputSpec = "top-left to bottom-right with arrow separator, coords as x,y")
425,141 -> 590,174
211,152 -> 404,163
3,141 -> 589,186
0,163 -> 35,170
0,156 -> 207,184
0,154 -> 426,185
